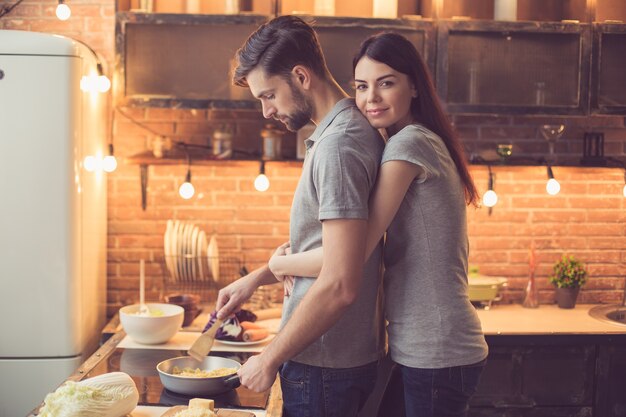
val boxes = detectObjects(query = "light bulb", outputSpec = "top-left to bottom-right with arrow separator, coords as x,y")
84,155 -> 98,172
546,178 -> 560,195
482,189 -> 498,208
97,75 -> 111,92
254,174 -> 270,192
56,2 -> 71,20
179,181 -> 195,199
622,183 -> 626,198
102,155 -> 117,172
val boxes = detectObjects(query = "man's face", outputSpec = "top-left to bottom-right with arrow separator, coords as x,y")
246,67 -> 313,132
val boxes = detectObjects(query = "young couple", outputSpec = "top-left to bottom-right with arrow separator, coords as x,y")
216,15 -> 488,417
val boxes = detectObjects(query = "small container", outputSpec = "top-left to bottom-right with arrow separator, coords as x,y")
260,124 -> 284,160
212,126 -> 233,158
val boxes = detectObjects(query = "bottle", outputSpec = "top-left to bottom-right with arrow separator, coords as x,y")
523,241 -> 539,308
212,125 -> 233,159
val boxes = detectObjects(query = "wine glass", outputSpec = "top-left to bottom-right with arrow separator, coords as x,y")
496,143 -> 513,163
540,124 -> 566,156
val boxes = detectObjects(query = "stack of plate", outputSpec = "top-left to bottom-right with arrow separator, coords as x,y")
163,220 -> 220,283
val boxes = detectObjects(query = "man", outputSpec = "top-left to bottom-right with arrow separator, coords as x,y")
216,15 -> 385,416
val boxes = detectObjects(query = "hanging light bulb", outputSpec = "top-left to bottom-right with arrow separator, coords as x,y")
622,170 -> 626,198
96,63 -> 111,92
56,0 -> 71,20
179,168 -> 195,200
546,165 -> 560,195
102,144 -> 117,173
254,161 -> 270,192
482,166 -> 498,211
83,155 -> 98,172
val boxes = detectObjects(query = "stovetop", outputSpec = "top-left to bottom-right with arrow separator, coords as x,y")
85,348 -> 270,409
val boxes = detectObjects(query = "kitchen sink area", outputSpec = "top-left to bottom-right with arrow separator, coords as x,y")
589,304 -> 626,327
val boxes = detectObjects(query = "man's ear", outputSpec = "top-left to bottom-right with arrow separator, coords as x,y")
292,65 -> 312,90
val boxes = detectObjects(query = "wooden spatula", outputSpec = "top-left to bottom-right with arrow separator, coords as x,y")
188,318 -> 223,362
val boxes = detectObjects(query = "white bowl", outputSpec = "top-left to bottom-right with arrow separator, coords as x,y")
119,303 -> 184,344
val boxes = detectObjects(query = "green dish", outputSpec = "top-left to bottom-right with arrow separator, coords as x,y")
468,276 -> 508,302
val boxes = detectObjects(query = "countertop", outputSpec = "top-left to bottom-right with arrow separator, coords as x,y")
29,303 -> 626,417
476,303 -> 626,335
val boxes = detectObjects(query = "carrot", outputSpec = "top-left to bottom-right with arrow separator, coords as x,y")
240,321 -> 263,330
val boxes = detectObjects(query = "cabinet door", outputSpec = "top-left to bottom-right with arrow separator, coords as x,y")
596,344 -> 626,417
591,23 -> 626,115
437,20 -> 591,115
471,343 -> 596,411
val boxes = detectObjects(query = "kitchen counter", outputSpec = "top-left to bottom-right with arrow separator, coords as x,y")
28,303 -> 626,417
477,303 -> 626,335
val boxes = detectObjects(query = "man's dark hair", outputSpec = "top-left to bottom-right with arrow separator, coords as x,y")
233,15 -> 329,87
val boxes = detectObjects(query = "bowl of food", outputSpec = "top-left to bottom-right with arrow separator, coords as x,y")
119,303 -> 184,344
157,356 -> 240,396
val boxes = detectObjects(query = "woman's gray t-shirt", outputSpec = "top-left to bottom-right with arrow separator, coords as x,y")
382,124 -> 488,368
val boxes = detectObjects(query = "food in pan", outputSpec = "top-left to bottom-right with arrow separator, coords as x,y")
171,366 -> 237,378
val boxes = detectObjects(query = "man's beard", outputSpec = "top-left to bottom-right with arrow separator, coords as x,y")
276,80 -> 313,132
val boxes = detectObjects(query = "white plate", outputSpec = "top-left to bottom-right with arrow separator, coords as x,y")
207,234 -> 220,284
171,220 -> 180,282
164,220 -> 174,279
189,225 -> 199,281
197,230 -> 207,281
216,335 -> 273,346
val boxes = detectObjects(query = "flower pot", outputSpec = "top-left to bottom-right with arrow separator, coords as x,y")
555,287 -> 580,309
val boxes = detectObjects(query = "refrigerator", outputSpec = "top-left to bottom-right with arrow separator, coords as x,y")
0,30 -> 107,416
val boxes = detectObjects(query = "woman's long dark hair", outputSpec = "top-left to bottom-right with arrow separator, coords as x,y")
353,32 -> 478,207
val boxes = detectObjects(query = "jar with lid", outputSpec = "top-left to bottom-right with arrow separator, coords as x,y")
260,124 -> 284,160
212,125 -> 233,159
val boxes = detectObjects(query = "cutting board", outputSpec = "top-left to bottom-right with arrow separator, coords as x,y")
159,406 -> 255,417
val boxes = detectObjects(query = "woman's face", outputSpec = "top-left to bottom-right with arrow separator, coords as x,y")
354,56 -> 416,136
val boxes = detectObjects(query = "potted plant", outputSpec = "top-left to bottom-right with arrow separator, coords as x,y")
549,255 -> 588,309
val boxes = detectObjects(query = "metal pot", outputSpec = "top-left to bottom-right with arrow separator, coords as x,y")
157,356 -> 241,395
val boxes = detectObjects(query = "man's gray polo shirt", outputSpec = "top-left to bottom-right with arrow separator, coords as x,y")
281,98 -> 385,368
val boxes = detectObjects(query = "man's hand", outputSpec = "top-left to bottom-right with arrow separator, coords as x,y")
237,353 -> 279,392
216,275 -> 257,320
268,242 -> 295,296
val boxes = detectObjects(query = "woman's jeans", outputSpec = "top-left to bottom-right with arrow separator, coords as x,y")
279,359 -> 378,417
399,359 -> 487,417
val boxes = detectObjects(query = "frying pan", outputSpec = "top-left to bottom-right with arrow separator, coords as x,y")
157,356 -> 241,396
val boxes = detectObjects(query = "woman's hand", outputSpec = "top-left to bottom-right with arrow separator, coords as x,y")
268,241 -> 290,280
269,242 -> 295,296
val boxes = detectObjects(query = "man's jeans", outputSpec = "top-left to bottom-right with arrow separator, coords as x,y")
279,359 -> 378,417
400,358 -> 487,417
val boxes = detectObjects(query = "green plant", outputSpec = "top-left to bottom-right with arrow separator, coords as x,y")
549,255 -> 588,289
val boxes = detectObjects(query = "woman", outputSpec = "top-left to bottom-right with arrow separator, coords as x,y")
269,32 -> 488,417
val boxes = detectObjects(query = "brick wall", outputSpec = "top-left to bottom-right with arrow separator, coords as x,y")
4,1 -> 625,316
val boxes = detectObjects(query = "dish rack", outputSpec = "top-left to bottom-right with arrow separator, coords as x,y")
162,253 -> 245,304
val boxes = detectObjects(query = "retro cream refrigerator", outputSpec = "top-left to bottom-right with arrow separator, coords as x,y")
0,30 -> 107,416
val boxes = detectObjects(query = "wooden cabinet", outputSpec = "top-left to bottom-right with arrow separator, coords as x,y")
468,335 -> 626,417
436,20 -> 591,115
591,23 -> 626,114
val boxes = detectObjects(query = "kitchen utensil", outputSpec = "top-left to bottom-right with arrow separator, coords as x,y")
157,356 -> 240,396
120,303 -> 184,344
139,259 -> 150,316
160,406 -> 254,417
188,318 -> 223,361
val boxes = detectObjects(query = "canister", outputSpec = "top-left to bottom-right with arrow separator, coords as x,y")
260,124 -> 284,160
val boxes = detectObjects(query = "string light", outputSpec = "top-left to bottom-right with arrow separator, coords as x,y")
254,161 -> 270,192
482,166 -> 497,214
178,153 -> 194,199
546,165 -> 560,195
55,0 -> 71,20
102,144 -> 117,173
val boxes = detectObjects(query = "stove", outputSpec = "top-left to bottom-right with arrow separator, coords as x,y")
85,347 -> 270,409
